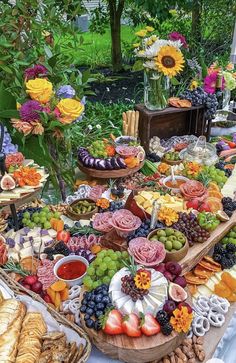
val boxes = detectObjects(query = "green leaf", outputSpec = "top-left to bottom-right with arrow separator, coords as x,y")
48,54 -> 60,68
0,83 -> 16,111
132,60 -> 143,72
0,110 -> 19,118
170,77 -> 180,85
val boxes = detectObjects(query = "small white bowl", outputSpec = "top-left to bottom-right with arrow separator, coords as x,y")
162,175 -> 189,193
54,255 -> 88,286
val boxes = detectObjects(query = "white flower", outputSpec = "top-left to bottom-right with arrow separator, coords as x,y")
87,124 -> 93,131
96,124 -> 101,129
143,60 -> 158,70
136,38 -> 182,59
106,87 -> 110,92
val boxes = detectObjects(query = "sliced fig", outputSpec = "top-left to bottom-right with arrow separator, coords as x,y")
1,174 -> 16,190
168,282 -> 187,302
173,276 -> 187,288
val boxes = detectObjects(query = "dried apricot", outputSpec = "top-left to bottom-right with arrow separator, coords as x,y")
221,272 -> 236,291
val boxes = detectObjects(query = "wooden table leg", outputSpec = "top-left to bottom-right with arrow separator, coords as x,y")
10,203 -> 19,231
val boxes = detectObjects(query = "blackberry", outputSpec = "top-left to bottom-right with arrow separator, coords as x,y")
213,254 -> 222,263
224,209 -> 233,217
225,169 -> 232,177
220,256 -> 234,269
222,197 -> 232,204
214,243 -> 225,254
161,323 -> 173,336
156,310 -> 169,326
215,162 -> 225,170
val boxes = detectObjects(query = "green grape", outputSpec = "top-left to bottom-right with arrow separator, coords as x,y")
42,207 -> 50,213
22,218 -> 27,224
103,257 -> 111,264
29,222 -> 35,228
108,270 -> 116,278
33,216 -> 40,223
86,281 -> 93,290
53,211 -> 61,219
97,251 -> 106,258
96,268 -> 104,277
94,258 -> 102,266
47,212 -> 53,220
44,221 -> 51,229
107,249 -> 115,255
87,267 -> 95,276
96,279 -> 102,287
116,251 -> 122,257
121,251 -> 129,258
110,254 -> 118,261
93,281 -> 100,289
103,276 -> 110,284
32,212 -> 39,218
83,276 -> 91,285
39,212 -> 47,218
109,261 -> 117,270
40,217 -> 47,224
100,263 -> 108,271
23,211 -> 30,219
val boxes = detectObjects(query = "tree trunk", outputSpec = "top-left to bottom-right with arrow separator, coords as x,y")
191,0 -> 202,44
108,0 -> 125,72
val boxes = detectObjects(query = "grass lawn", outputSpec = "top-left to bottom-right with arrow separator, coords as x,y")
61,25 -> 138,68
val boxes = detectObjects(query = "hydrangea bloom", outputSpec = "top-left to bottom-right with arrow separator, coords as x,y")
24,65 -> 48,80
19,100 -> 43,122
56,85 -> 76,99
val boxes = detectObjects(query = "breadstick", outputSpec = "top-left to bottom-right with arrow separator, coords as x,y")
134,110 -> 139,137
122,112 -> 127,135
131,111 -> 136,137
126,110 -> 132,135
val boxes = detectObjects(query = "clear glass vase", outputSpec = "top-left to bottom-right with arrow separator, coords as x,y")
222,89 -> 231,110
144,69 -> 170,111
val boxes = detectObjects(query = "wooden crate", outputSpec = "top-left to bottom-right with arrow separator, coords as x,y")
135,104 -> 206,152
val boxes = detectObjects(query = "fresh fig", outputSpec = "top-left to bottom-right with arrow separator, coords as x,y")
173,276 -> 187,288
0,174 -> 16,190
163,271 -> 174,282
163,300 -> 176,315
168,282 -> 187,302
178,302 -> 192,314
165,261 -> 182,276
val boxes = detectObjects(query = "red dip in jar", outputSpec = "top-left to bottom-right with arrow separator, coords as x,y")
57,260 -> 87,280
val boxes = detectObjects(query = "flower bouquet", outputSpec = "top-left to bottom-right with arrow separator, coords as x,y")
133,28 -> 186,110
7,64 -> 85,200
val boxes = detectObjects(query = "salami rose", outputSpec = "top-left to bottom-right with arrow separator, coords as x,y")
116,145 -> 139,157
109,209 -> 141,237
93,212 -> 113,233
180,180 -> 208,201
128,237 -> 166,266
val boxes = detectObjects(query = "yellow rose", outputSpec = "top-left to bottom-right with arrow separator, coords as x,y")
135,29 -> 147,38
146,26 -> 154,32
56,98 -> 84,124
26,78 -> 53,104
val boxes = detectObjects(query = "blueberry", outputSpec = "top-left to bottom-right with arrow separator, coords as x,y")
86,308 -> 94,316
88,301 -> 96,308
96,303 -> 105,310
102,296 -> 110,304
95,310 -> 104,318
84,314 -> 91,320
100,284 -> 109,290
86,292 -> 92,300
106,303 -> 114,308
101,290 -> 108,297
86,319 -> 95,329
80,305 -> 87,313
94,294 -> 103,303
94,320 -> 101,331
82,298 -> 88,305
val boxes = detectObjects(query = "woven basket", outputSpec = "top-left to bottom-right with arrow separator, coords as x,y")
0,268 -> 91,363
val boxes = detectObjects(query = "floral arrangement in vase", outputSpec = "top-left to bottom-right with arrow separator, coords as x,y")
133,28 -> 186,110
8,64 -> 85,200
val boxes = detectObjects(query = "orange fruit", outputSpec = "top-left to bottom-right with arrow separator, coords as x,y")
206,197 -> 223,213
208,190 -> 223,199
221,272 -> 236,291
208,182 -> 220,192
214,282 -> 231,298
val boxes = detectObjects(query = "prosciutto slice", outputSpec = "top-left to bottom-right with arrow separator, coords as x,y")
128,237 -> 166,266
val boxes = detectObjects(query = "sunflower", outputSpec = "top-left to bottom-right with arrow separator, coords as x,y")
155,45 -> 185,78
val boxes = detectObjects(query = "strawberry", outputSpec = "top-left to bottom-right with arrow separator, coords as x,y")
56,230 -> 70,243
122,313 -> 141,337
186,199 -> 199,210
22,275 -> 38,286
140,313 -> 160,336
198,202 -> 211,212
102,309 -> 123,335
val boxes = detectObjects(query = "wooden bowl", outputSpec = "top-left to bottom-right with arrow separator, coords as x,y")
67,198 -> 98,221
148,229 -> 189,262
78,160 -> 145,179
162,157 -> 182,165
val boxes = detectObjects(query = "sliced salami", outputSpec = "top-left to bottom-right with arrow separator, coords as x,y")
109,209 -> 141,237
93,212 -> 113,233
180,180 -> 208,201
128,237 -> 166,266
115,145 -> 139,157
88,185 -> 106,202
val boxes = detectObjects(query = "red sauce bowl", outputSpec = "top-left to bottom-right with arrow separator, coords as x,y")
54,255 -> 88,286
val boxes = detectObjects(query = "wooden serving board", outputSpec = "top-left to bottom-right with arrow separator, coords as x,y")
78,160 -> 144,179
0,187 -> 42,207
81,318 -> 185,363
180,212 -> 236,274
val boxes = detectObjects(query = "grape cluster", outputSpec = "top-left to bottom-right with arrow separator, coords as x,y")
215,162 -> 232,178
146,152 -> 161,163
80,284 -> 112,330
172,212 -> 210,246
222,197 -> 236,217
121,274 -> 149,302
199,165 -> 227,188
83,249 -> 129,290
22,206 -> 61,230
179,87 -> 218,120
213,242 -> 236,269
128,219 -> 164,242
6,206 -> 42,231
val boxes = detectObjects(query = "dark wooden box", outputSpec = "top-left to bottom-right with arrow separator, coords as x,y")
135,104 -> 207,152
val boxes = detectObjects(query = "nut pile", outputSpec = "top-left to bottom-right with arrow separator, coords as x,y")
152,336 -> 205,363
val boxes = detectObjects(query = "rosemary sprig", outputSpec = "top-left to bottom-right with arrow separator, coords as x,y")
2,259 -> 30,277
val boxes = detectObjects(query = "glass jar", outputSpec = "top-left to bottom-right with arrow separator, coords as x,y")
222,89 -> 231,110
144,69 -> 170,111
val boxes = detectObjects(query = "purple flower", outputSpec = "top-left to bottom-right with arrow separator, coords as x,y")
56,85 -> 76,99
169,32 -> 188,48
20,100 -> 43,122
24,64 -> 48,80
